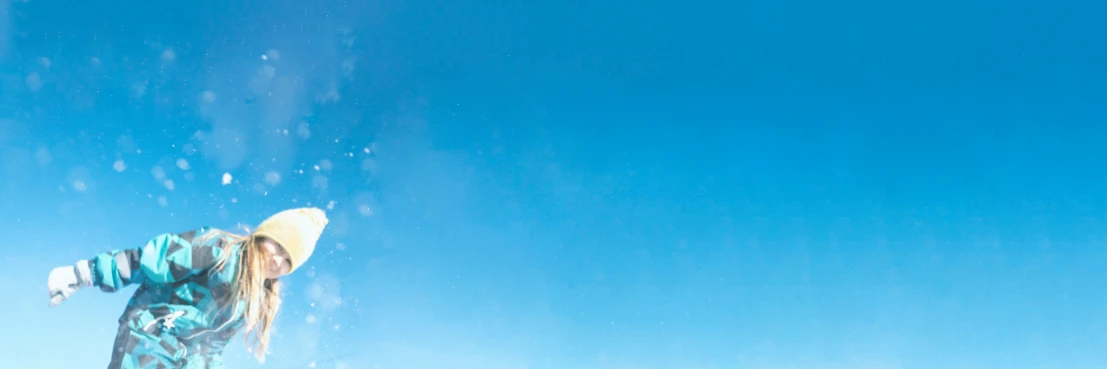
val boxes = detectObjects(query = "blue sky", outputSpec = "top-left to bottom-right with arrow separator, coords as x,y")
2,0 -> 1107,368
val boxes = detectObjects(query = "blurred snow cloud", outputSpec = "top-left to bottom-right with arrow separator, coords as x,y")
130,80 -> 148,99
150,165 -> 166,181
187,17 -> 359,195
306,273 -> 343,313
33,146 -> 51,166
67,167 -> 92,192
263,170 -> 281,186
25,72 -> 42,91
116,134 -> 138,154
176,158 -> 190,171
262,49 -> 280,61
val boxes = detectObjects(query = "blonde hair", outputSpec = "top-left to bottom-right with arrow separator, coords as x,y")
209,226 -> 283,363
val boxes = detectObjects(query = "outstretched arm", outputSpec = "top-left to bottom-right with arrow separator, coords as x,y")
49,227 -> 232,307
89,227 -> 228,292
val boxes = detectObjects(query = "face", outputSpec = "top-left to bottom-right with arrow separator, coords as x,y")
257,237 -> 292,279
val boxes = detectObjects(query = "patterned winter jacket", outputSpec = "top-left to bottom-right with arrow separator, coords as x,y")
88,227 -> 248,367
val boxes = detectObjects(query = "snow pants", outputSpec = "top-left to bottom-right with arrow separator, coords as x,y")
107,322 -> 217,369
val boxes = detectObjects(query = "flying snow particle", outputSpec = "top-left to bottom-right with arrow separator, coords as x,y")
319,159 -> 333,171
201,91 -> 216,103
264,171 -> 281,186
297,122 -> 311,139
161,49 -> 176,62
305,314 -> 317,324
176,158 -> 190,170
221,173 -> 233,185
326,200 -> 336,210
164,180 -> 175,191
68,168 -> 93,192
151,166 -> 166,181
113,159 -> 127,172
158,196 -> 168,207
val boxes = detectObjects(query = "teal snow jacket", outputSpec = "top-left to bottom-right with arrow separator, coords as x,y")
88,227 -> 248,367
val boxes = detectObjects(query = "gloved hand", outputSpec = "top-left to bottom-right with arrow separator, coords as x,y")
48,260 -> 92,307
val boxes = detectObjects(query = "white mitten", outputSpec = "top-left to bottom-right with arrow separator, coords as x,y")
47,260 -> 92,307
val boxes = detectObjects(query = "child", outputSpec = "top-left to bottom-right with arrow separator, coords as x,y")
47,207 -> 329,369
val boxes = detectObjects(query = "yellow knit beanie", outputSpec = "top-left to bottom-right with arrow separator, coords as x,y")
252,207 -> 329,273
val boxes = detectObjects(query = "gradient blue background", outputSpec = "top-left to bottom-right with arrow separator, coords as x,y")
2,0 -> 1107,368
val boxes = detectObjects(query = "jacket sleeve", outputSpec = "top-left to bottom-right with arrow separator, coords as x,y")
88,227 -> 228,292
